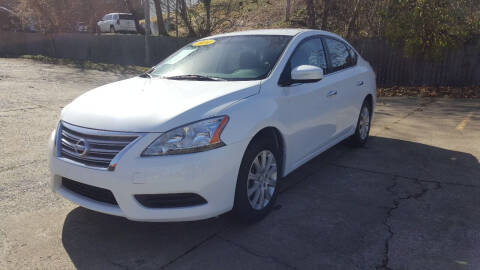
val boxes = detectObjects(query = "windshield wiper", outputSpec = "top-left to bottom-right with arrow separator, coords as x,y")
139,72 -> 152,78
164,74 -> 225,81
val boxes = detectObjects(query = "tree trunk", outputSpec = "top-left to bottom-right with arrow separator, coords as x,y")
153,0 -> 169,35
285,0 -> 291,22
321,0 -> 330,29
175,0 -> 179,37
203,0 -> 211,35
345,0 -> 361,40
144,0 -> 151,66
124,0 -> 141,33
179,0 -> 197,37
166,0 -> 170,27
305,0 -> 315,28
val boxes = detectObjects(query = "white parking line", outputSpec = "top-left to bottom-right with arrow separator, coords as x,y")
456,112 -> 473,131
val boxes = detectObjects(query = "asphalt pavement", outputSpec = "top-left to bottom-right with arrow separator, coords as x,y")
0,58 -> 479,270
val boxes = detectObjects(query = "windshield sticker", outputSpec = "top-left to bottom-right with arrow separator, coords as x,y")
165,48 -> 197,65
192,39 -> 216,47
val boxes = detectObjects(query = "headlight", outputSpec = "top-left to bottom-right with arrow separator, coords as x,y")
142,116 -> 229,156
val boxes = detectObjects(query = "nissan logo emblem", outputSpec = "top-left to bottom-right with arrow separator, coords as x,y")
74,139 -> 89,156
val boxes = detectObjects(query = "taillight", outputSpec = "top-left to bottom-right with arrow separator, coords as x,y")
117,19 -> 120,25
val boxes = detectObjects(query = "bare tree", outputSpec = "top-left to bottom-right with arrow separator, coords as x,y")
153,0 -> 169,35
144,0 -> 151,65
320,0 -> 331,29
124,0 -> 141,33
201,0 -> 211,34
285,0 -> 291,22
17,0 -> 74,33
178,0 -> 196,37
175,0 -> 178,37
173,0 -> 240,37
345,0 -> 361,39
305,0 -> 315,28
166,0 -> 170,27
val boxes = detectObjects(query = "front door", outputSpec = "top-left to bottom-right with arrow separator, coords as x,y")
277,37 -> 337,167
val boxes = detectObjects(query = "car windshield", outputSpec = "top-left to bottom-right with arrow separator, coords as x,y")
149,35 -> 292,81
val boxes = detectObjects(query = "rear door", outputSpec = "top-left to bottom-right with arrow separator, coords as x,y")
323,37 -> 363,136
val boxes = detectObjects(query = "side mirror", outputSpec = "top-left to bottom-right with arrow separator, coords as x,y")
291,65 -> 324,83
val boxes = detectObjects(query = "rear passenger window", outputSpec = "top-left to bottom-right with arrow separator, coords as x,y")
346,45 -> 358,65
325,38 -> 355,72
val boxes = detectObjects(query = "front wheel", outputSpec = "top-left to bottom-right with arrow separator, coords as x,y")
348,99 -> 372,147
233,138 -> 280,223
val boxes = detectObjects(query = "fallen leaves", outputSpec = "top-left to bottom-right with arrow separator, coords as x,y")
377,86 -> 480,98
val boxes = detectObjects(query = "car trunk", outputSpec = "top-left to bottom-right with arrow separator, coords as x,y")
119,15 -> 136,30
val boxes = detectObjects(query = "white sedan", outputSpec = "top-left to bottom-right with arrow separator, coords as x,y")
48,29 -> 376,222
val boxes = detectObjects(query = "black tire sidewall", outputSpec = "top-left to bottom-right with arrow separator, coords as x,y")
233,138 -> 281,222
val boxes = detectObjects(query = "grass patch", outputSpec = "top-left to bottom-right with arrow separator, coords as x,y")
19,55 -> 149,75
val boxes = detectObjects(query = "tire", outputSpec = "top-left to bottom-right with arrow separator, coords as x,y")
232,138 -> 281,223
348,98 -> 372,147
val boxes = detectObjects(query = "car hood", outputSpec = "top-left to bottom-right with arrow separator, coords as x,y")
61,77 -> 260,132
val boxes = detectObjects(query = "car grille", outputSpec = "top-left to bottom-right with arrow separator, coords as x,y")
62,178 -> 118,205
58,122 -> 138,169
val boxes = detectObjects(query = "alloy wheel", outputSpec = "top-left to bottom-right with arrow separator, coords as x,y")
246,150 -> 277,210
359,106 -> 370,140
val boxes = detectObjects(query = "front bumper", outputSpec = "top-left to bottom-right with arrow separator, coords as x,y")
48,129 -> 246,222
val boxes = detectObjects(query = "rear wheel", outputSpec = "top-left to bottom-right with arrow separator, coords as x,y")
233,138 -> 280,222
348,99 -> 372,147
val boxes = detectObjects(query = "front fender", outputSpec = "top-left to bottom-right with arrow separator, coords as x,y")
220,95 -> 286,146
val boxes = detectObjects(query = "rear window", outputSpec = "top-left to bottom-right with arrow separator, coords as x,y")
119,14 -> 135,20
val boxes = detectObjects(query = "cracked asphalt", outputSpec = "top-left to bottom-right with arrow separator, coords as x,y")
1,58 -> 480,270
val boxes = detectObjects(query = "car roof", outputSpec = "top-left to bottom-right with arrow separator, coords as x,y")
209,28 -> 339,38
105,13 -> 132,16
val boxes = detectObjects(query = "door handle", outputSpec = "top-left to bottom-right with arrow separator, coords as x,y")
327,90 -> 337,97
356,80 -> 364,86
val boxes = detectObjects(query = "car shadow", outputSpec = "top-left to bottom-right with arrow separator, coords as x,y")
61,136 -> 480,269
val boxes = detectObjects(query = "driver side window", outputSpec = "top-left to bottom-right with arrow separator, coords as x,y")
279,37 -> 327,85
290,37 -> 327,72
